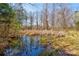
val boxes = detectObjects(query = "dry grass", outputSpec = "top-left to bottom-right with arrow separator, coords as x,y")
51,30 -> 79,55
19,29 -> 66,36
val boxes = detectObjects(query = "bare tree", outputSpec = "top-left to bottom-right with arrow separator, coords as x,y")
40,11 -> 43,30
35,11 -> 39,29
50,4 -> 56,30
29,12 -> 34,29
42,3 -> 49,30
52,4 -> 74,30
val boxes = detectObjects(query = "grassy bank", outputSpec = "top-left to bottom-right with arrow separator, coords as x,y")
40,30 -> 79,55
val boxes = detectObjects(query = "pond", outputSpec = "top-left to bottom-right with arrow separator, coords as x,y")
4,35 -> 45,56
4,35 -> 72,56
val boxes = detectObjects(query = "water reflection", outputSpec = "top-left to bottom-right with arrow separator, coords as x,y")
4,35 -> 44,56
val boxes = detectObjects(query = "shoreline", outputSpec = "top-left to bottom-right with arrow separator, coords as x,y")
19,30 -> 66,36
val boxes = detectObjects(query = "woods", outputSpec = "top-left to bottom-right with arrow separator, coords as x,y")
19,3 -> 76,31
0,3 -> 79,56
0,3 -> 77,33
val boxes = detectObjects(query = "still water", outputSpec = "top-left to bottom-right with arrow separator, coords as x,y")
4,35 -> 72,56
4,35 -> 45,56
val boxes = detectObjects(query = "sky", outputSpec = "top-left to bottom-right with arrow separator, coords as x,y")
23,4 -> 43,12
69,3 -> 79,11
22,3 -> 79,12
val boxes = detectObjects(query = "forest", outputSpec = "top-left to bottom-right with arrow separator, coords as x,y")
0,3 -> 79,56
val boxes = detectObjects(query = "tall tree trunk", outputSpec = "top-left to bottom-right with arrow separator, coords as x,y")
43,3 -> 49,30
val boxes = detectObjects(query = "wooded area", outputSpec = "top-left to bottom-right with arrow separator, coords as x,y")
0,3 -> 79,56
17,4 -> 77,30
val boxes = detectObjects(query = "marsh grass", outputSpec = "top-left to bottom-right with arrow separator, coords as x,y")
40,30 -> 79,55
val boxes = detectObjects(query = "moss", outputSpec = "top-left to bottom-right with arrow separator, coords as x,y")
40,36 -> 48,45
